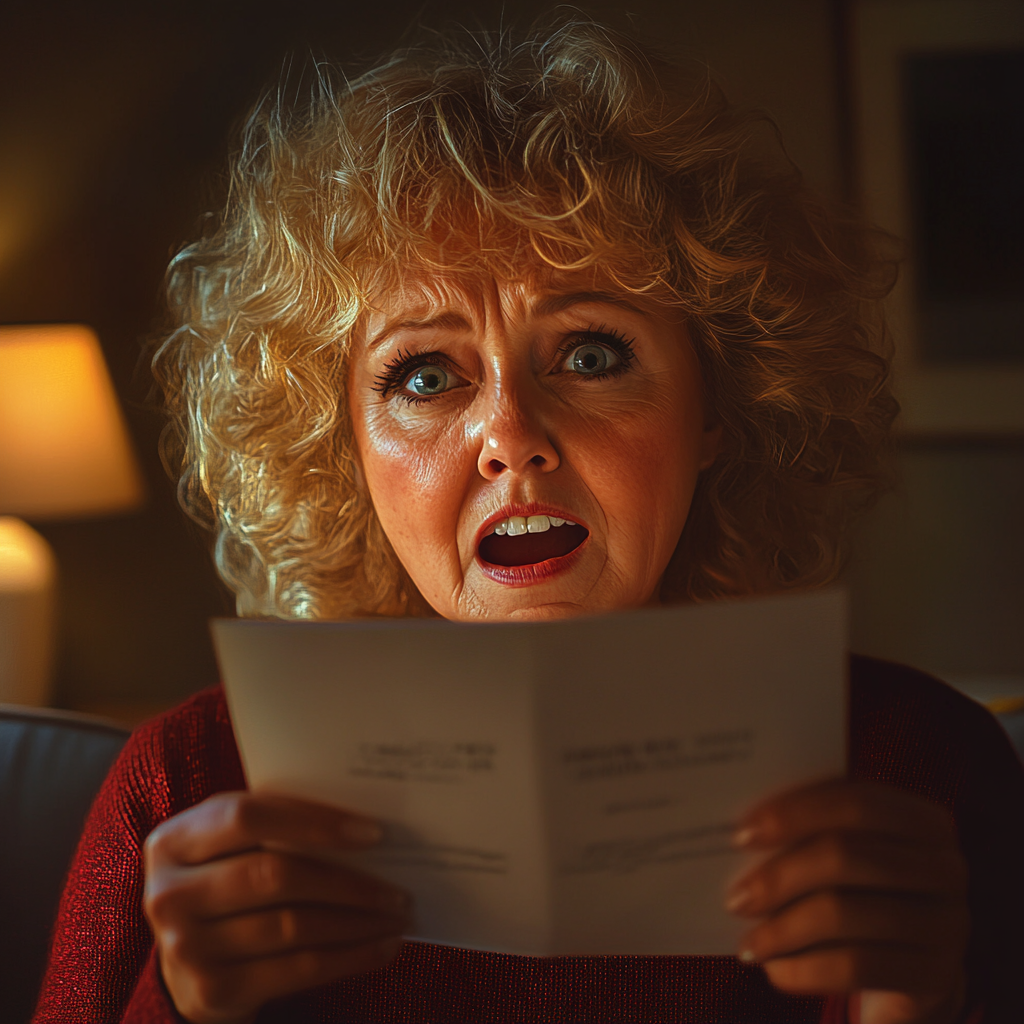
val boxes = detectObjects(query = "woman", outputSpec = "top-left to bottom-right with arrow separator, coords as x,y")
33,20 -> 1024,1024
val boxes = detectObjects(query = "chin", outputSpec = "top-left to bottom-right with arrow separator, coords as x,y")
446,583 -> 644,622
496,601 -> 593,621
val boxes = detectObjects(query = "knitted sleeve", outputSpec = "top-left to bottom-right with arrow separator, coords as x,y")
849,656 -> 1024,1024
31,688 -> 243,1024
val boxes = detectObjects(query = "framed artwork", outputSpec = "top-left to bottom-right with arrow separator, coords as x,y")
852,0 -> 1024,436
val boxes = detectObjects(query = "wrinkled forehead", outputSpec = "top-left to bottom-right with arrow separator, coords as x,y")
355,258 -> 679,347
364,261 -> 580,316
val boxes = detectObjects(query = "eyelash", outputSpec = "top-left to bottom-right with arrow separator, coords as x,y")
555,325 -> 637,378
371,347 -> 452,403
370,326 -> 638,404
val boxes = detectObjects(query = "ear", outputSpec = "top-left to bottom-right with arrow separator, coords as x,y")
699,422 -> 723,471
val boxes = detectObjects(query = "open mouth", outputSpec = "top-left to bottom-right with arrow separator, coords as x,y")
478,515 -> 589,568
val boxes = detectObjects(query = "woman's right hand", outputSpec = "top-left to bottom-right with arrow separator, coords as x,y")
143,791 -> 412,1024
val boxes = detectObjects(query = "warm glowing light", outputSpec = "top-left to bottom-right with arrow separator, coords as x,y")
0,515 -> 55,705
0,323 -> 143,518
0,515 -> 54,590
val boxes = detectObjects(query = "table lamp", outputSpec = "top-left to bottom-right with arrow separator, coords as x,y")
0,323 -> 143,706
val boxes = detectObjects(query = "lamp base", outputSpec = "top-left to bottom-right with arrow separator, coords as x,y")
0,516 -> 55,706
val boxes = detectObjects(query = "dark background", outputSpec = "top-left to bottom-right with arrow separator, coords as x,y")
1,0 -> 1020,718
906,50 -> 1024,362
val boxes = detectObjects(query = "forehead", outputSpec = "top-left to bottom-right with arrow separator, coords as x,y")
366,261 -> 581,309
359,262 -> 668,340
358,268 -> 663,356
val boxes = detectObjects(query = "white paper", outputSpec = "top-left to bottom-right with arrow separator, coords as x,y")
213,589 -> 846,957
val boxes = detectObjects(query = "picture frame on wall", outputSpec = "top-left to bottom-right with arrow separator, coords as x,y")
852,0 -> 1024,437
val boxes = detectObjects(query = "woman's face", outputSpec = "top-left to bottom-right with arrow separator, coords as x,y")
347,269 -> 720,621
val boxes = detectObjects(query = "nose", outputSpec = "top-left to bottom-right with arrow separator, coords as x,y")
476,392 -> 560,480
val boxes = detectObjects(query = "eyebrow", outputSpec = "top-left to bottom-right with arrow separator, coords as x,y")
368,311 -> 473,351
366,291 -> 648,351
532,291 -> 650,318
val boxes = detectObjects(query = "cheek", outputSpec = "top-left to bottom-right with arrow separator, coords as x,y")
572,392 -> 702,537
355,408 -> 470,553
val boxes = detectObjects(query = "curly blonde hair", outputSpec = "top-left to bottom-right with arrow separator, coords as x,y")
153,17 -> 898,619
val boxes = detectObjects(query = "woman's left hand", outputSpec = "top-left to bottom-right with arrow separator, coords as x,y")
726,780 -> 970,1024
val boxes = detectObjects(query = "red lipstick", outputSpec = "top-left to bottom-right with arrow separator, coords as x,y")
475,503 -> 590,587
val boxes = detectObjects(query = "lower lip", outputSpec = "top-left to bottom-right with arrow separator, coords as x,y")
476,535 -> 589,587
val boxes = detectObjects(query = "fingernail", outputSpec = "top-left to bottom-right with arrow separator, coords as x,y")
738,947 -> 757,963
732,826 -> 757,848
339,817 -> 384,846
725,886 -> 752,913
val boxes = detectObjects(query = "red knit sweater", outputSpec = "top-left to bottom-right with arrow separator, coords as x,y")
32,656 -> 1023,1023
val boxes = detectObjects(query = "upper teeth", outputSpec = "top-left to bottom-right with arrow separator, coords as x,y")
491,515 -> 576,536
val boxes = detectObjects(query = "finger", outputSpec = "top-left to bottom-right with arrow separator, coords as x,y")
146,791 -> 383,867
169,935 -> 404,1022
241,936 -> 405,1006
188,904 -> 410,962
736,781 -> 955,850
738,889 -> 968,966
856,989 -> 968,1024
760,944 -> 961,996
727,829 -> 967,917
147,848 -> 411,923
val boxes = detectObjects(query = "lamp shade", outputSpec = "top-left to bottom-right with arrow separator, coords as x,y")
0,323 -> 143,518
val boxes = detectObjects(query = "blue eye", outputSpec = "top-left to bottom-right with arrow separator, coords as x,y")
568,343 -> 619,375
406,365 -> 451,395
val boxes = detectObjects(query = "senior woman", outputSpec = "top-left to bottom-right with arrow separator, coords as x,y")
32,20 -> 1024,1024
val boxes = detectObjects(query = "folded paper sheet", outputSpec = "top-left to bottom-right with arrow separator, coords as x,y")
213,589 -> 846,956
